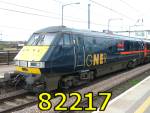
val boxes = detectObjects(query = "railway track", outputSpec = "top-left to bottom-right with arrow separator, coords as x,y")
0,71 -> 18,95
0,90 -> 37,113
12,63 -> 150,113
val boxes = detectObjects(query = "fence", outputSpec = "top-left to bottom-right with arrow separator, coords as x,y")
0,50 -> 19,65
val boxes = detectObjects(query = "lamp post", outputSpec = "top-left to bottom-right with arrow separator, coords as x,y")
107,18 -> 123,31
61,2 -> 80,26
88,3 -> 91,29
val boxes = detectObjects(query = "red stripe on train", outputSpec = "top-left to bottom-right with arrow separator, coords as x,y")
120,49 -> 150,55
120,50 -> 144,55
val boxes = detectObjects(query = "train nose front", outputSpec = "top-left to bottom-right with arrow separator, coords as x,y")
14,46 -> 49,61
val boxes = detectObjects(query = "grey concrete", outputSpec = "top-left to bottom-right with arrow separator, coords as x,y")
0,65 -> 15,81
94,76 -> 150,113
145,106 -> 150,113
0,65 -> 15,73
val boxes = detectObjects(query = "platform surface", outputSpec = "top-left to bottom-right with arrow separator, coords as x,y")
94,76 -> 150,113
0,65 -> 15,73
0,65 -> 15,79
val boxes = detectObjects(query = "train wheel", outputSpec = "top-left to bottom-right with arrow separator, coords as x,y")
127,61 -> 136,69
66,80 -> 73,88
59,78 -> 74,90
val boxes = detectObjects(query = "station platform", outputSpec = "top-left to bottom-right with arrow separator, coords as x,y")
0,65 -> 15,73
0,65 -> 15,80
94,76 -> 150,113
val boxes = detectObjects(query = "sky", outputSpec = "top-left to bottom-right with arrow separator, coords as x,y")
0,0 -> 149,41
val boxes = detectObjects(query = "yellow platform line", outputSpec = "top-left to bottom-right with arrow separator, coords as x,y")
134,96 -> 150,113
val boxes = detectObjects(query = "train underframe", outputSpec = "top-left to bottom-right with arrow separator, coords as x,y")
13,57 -> 149,92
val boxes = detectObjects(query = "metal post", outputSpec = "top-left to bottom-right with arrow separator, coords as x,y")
62,5 -> 64,26
129,26 -> 130,37
61,2 -> 80,26
88,3 -> 91,29
108,19 -> 110,31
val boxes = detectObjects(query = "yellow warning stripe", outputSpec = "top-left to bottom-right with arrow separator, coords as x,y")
134,96 -> 150,113
16,66 -> 41,75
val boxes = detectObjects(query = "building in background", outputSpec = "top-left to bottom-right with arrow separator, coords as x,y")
113,30 -> 150,39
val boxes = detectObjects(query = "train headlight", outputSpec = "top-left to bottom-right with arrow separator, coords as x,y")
28,62 -> 45,68
15,60 -> 19,66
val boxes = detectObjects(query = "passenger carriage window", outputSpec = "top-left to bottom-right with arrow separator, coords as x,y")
63,34 -> 70,45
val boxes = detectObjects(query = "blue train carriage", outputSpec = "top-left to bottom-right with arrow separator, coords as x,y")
14,26 -> 148,92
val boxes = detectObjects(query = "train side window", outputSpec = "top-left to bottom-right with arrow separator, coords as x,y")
63,34 -> 70,45
130,41 -> 135,51
134,41 -> 140,50
124,41 -> 130,51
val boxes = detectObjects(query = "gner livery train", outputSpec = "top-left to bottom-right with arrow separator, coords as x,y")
14,26 -> 150,91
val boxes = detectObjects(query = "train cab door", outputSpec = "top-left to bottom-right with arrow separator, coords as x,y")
73,34 -> 85,69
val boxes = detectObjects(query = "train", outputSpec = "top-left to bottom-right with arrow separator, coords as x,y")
13,26 -> 150,92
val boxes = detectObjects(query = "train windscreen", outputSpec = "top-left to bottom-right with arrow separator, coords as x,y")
27,33 -> 56,46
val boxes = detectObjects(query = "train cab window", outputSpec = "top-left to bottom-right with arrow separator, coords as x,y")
63,34 -> 71,45
27,33 -> 56,45
58,38 -> 63,45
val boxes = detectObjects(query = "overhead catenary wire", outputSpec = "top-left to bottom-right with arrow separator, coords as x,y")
0,0 -> 90,24
0,0 -> 128,27
0,0 -> 60,15
90,0 -> 134,21
119,0 -> 142,14
0,25 -> 35,31
0,0 -> 135,30
0,7 -> 110,27
51,0 -> 63,4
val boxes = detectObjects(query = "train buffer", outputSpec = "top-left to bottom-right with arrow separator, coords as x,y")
94,76 -> 150,113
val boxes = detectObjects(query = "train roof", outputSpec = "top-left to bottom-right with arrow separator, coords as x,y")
35,26 -> 143,41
